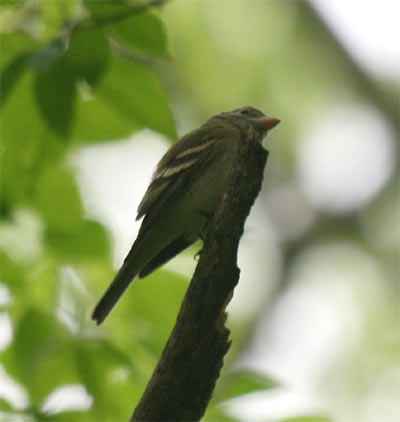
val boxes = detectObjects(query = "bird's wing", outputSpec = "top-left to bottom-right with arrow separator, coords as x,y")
137,235 -> 196,278
135,126 -> 223,235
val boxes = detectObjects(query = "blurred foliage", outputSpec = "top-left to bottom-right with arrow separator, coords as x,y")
0,1 -> 280,420
278,417 -> 331,422
0,1 -> 175,421
0,0 -> 398,421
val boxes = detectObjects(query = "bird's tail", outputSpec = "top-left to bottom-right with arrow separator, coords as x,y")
91,259 -> 139,325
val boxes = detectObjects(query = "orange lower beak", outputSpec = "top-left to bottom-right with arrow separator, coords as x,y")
256,117 -> 281,131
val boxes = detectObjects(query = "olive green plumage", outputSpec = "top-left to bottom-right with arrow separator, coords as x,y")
92,106 -> 280,324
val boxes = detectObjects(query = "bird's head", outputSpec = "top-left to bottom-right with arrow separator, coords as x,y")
207,106 -> 280,139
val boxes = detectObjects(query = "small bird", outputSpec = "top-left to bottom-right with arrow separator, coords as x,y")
92,106 -> 280,324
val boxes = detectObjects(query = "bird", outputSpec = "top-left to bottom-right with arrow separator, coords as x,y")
92,106 -> 280,324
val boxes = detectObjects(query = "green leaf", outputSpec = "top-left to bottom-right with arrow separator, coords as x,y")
73,338 -> 142,420
1,31 -> 174,148
28,27 -> 110,83
1,53 -> 30,108
0,397 -> 14,412
31,28 -> 110,138
0,253 -> 26,293
34,57 -> 77,137
28,37 -> 67,73
111,11 -> 169,58
40,0 -> 79,41
65,27 -> 110,87
1,67 -> 67,210
0,0 -> 24,7
35,164 -> 83,230
84,0 -> 134,22
74,339 -> 131,395
83,0 -> 162,26
0,253 -> 60,327
1,309 -> 77,404
45,219 -> 111,262
71,54 -> 176,142
214,369 -> 278,403
0,33 -> 37,108
0,33 -> 36,64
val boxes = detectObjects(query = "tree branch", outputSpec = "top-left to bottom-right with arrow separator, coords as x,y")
131,127 -> 269,421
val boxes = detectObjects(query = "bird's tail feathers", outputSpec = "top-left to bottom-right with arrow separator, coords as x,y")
91,259 -> 139,325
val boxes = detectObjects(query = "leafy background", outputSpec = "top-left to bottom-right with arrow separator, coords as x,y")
0,1 -> 398,421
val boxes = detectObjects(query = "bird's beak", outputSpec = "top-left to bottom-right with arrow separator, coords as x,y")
253,117 -> 281,131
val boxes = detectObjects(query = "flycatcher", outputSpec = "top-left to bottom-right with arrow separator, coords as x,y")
92,106 -> 280,324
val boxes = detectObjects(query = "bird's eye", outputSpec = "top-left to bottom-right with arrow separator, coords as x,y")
239,108 -> 250,115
